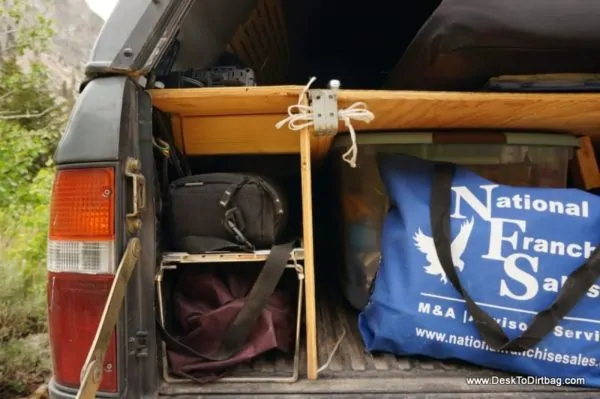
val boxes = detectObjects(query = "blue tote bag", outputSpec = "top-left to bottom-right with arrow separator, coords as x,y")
359,154 -> 600,386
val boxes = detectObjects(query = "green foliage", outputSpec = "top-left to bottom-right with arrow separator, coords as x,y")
0,334 -> 50,397
0,0 -> 53,57
0,122 -> 56,208
0,0 -> 59,128
0,167 -> 55,298
0,0 -> 59,284
0,255 -> 48,341
0,0 -> 68,396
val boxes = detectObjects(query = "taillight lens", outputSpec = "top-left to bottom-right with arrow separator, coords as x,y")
47,167 -> 118,392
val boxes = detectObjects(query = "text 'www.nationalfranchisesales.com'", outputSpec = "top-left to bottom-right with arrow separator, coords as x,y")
465,375 -> 585,387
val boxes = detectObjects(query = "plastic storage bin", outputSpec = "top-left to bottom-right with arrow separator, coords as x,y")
331,131 -> 580,310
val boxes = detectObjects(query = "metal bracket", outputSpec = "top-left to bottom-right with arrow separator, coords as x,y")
129,330 -> 149,358
308,89 -> 338,136
125,157 -> 146,232
76,238 -> 141,399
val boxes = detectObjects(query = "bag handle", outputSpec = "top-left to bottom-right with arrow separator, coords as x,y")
220,176 -> 285,250
157,240 -> 297,361
431,162 -> 600,352
219,175 -> 284,217
219,176 -> 254,249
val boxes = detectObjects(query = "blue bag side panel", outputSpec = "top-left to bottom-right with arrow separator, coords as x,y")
359,154 -> 600,386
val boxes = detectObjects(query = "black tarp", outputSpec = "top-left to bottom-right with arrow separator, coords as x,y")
386,0 -> 600,91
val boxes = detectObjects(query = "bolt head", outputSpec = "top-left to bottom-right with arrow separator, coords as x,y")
328,79 -> 341,90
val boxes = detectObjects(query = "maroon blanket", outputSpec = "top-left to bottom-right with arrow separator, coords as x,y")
166,266 -> 294,383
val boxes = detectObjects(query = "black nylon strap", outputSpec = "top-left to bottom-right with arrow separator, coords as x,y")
220,178 -> 255,250
219,178 -> 250,208
256,178 -> 285,218
154,109 -> 190,177
157,240 -> 297,361
431,162 -> 600,352
215,239 -> 296,358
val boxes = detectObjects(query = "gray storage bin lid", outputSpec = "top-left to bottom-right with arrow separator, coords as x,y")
331,132 -> 581,148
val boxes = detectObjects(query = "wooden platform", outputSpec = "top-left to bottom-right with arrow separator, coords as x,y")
148,84 -> 600,382
150,86 -> 600,160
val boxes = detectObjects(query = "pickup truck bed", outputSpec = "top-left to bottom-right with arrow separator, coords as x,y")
158,295 -> 593,398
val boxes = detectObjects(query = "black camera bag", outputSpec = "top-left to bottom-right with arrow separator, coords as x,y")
167,173 -> 288,253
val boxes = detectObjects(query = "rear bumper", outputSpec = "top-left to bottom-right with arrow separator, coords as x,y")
48,379 -> 79,399
157,378 -> 596,398
49,376 -> 596,398
48,378 -> 154,399
158,396 -> 600,399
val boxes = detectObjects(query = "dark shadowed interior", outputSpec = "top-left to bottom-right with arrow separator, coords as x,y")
281,0 -> 442,88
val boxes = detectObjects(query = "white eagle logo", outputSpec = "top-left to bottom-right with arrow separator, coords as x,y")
413,217 -> 475,284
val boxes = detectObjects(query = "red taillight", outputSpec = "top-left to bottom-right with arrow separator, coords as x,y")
47,273 -> 118,391
47,167 -> 118,392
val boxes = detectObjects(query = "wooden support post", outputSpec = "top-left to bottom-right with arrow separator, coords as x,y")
570,136 -> 600,190
300,125 -> 318,380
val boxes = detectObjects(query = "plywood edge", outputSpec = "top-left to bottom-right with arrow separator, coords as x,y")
149,85 -> 305,116
338,90 -> 600,135
151,86 -> 600,137
337,89 -> 600,103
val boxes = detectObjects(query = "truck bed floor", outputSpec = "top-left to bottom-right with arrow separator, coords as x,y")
159,294 -> 593,398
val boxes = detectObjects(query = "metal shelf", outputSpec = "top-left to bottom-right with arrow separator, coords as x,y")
156,247 -> 305,383
161,247 -> 305,266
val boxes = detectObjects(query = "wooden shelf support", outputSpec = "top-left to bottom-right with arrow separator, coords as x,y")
571,136 -> 600,190
300,123 -> 318,380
